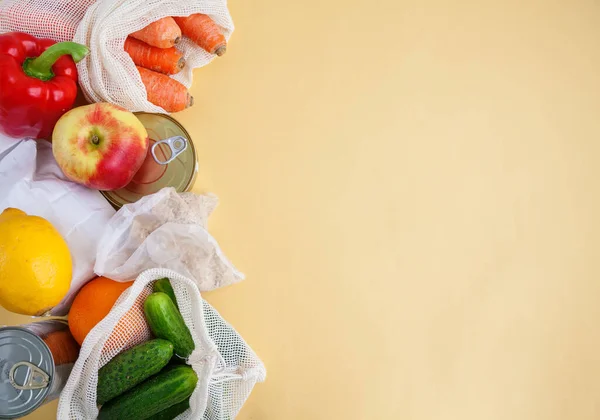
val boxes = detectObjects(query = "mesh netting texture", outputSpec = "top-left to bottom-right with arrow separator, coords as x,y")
0,0 -> 234,113
58,268 -> 266,419
202,301 -> 266,420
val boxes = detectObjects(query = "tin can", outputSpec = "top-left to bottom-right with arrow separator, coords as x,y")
101,112 -> 198,209
0,320 -> 79,418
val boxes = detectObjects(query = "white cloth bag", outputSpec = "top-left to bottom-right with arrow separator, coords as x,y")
0,135 -> 115,315
58,268 -> 266,420
0,0 -> 234,113
94,187 -> 245,291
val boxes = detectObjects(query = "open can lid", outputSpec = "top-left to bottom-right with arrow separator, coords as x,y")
0,327 -> 54,419
101,112 -> 198,209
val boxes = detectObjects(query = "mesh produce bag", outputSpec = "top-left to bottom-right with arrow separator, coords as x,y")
58,268 -> 266,420
202,301 -> 267,419
0,0 -> 234,113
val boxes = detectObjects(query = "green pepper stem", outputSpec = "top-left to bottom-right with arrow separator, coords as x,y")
23,42 -> 89,81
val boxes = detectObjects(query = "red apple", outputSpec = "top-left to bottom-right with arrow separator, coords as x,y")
52,103 -> 149,191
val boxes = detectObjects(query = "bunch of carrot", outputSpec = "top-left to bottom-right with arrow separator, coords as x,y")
127,14 -> 226,112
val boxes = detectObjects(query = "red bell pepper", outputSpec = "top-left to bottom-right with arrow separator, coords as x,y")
0,32 -> 89,140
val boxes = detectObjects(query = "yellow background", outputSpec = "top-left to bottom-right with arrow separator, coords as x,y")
2,0 -> 600,419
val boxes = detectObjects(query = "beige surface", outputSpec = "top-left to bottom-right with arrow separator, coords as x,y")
3,0 -> 600,418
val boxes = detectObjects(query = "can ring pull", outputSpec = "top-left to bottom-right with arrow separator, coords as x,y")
151,136 -> 188,165
9,361 -> 50,390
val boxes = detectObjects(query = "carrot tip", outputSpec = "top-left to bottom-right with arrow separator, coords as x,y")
215,45 -> 227,56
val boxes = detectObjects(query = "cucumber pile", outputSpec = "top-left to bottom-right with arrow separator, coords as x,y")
97,278 -> 198,420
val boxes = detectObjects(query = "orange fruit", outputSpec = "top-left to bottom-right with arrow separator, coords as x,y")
68,276 -> 133,346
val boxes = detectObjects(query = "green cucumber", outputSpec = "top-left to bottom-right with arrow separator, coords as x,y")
144,292 -> 195,358
146,399 -> 190,420
98,365 -> 198,420
153,278 -> 178,309
151,280 -> 184,364
97,339 -> 173,405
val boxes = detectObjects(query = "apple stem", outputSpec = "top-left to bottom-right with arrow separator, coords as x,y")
91,135 -> 100,145
22,42 -> 89,82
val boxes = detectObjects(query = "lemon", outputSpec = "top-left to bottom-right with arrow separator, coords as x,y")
0,208 -> 72,315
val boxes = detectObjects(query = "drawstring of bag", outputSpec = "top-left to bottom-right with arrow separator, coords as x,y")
211,367 -> 247,383
211,351 -> 247,384
187,349 -> 253,384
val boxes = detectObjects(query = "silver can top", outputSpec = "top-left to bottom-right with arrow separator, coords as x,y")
0,327 -> 54,419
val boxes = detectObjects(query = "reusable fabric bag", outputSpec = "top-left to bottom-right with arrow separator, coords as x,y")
58,268 -> 266,419
0,0 -> 234,113
94,187 -> 245,292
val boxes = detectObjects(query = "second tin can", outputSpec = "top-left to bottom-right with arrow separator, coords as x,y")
0,320 -> 79,419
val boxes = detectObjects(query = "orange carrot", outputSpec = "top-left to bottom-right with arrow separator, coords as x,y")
42,330 -> 80,365
137,66 -> 193,112
130,17 -> 182,49
125,37 -> 185,75
173,14 -> 227,56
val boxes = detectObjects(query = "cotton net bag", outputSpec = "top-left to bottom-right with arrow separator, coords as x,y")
0,0 -> 234,113
58,268 -> 266,419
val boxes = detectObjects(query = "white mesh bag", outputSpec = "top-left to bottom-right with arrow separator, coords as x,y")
202,300 -> 267,420
58,268 -> 266,419
0,0 -> 234,113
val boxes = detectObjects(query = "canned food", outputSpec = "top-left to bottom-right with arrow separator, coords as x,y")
101,112 -> 198,209
0,320 -> 79,418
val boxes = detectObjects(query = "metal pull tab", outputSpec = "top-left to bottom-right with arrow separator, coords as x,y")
151,136 -> 188,165
9,361 -> 50,390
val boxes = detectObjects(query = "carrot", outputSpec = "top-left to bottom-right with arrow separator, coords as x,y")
130,17 -> 182,49
42,330 -> 80,365
125,37 -> 185,75
173,14 -> 227,56
137,66 -> 193,112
